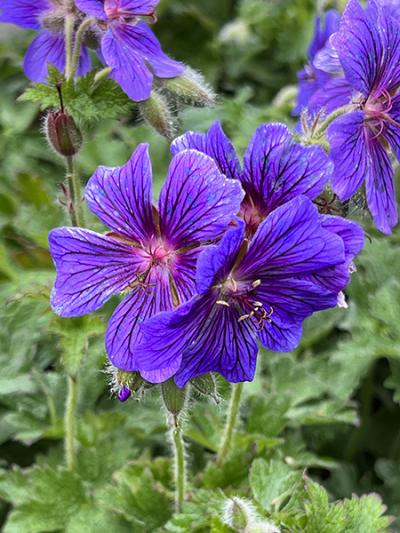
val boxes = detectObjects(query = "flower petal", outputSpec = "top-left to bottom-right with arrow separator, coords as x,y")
85,144 -> 156,245
75,0 -> 107,19
158,150 -> 244,248
365,138 -> 398,234
328,111 -> 369,200
106,266 -> 173,370
320,215 -> 365,264
254,277 -> 338,328
238,196 -> 345,279
123,22 -> 184,78
136,292 -> 258,386
195,222 -> 245,294
23,32 -> 65,83
105,0 -> 159,17
0,0 -> 50,29
243,123 -> 331,211
49,227 -> 148,317
101,25 -> 153,101
171,121 -> 242,181
257,321 -> 303,352
307,77 -> 353,115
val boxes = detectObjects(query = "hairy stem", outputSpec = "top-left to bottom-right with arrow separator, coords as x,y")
65,156 -> 84,227
217,382 -> 244,464
64,15 -> 75,81
68,18 -> 95,82
170,416 -> 186,513
65,375 -> 78,471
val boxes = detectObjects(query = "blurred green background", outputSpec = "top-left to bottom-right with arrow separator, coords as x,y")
0,1 -> 400,531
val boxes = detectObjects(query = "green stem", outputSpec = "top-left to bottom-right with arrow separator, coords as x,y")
64,15 -> 75,81
68,18 -> 95,82
65,375 -> 78,471
171,416 -> 186,513
313,104 -> 356,138
217,382 -> 244,464
65,156 -> 84,227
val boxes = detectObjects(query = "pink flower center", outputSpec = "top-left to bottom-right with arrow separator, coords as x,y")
146,240 -> 173,267
240,201 -> 265,237
362,91 -> 397,140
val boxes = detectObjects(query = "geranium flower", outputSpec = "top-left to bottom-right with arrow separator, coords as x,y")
0,0 -> 91,81
135,197 -> 350,386
171,121 -> 364,297
49,145 -> 243,381
328,0 -> 400,233
75,0 -> 184,101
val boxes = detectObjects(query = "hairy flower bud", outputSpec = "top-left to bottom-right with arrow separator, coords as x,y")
46,110 -> 82,157
160,67 -> 216,108
191,373 -> 219,402
139,90 -> 176,140
222,497 -> 280,533
161,378 -> 187,416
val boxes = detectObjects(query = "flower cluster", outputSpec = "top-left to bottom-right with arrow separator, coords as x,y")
49,121 -> 364,387
0,0 -> 183,101
296,0 -> 400,234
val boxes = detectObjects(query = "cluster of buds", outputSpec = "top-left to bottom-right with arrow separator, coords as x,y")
139,68 -> 216,140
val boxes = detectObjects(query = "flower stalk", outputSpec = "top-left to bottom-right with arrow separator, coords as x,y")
65,375 -> 78,471
217,382 -> 244,464
171,416 -> 186,513
64,15 -> 75,81
69,18 -> 95,82
65,155 -> 84,227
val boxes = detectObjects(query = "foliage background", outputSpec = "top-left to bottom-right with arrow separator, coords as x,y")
0,0 -> 400,531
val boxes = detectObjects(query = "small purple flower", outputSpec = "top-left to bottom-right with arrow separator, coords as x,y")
328,0 -> 400,233
49,145 -> 243,381
0,0 -> 91,82
293,10 -> 342,115
75,0 -> 184,101
172,121 -> 365,298
135,197 -> 350,386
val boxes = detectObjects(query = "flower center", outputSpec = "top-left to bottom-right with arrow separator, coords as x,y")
240,201 -> 265,237
146,240 -> 173,267
362,91 -> 398,140
217,278 -> 273,330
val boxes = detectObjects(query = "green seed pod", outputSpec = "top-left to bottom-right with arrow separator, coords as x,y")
139,90 -> 176,140
161,67 -> 216,108
161,378 -> 187,416
46,110 -> 82,157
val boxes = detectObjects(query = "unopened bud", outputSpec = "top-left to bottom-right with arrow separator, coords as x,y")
139,90 -> 176,140
191,373 -> 219,402
223,497 -> 280,533
161,67 -> 216,108
46,110 -> 82,157
118,386 -> 131,402
161,378 -> 187,416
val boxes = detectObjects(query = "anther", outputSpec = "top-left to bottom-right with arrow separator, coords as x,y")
252,279 -> 261,288
216,300 -> 231,307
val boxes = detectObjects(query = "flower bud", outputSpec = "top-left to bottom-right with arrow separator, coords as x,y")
139,90 -> 176,140
118,386 -> 131,402
46,110 -> 82,157
161,378 -> 187,417
223,497 -> 281,533
160,67 -> 216,108
191,373 -> 219,402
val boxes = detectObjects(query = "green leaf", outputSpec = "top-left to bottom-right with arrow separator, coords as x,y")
250,458 -> 301,511
0,465 -> 87,533
50,315 -> 104,376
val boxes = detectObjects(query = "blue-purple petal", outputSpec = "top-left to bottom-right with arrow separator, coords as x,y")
0,0 -> 50,29
23,32 -> 65,83
85,144 -> 156,244
158,150 -> 243,248
49,227 -> 148,317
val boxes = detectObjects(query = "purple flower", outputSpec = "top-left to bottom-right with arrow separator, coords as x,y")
135,197 -> 350,386
0,1 -> 91,82
328,0 -> 400,233
75,0 -> 184,101
49,145 -> 243,380
293,10 -> 342,115
172,121 -> 365,299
